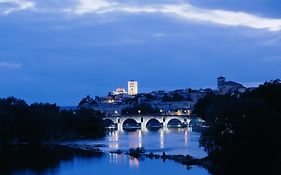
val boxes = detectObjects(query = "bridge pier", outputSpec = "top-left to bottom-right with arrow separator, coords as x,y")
117,122 -> 123,131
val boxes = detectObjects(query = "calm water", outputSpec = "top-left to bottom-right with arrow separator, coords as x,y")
69,127 -> 207,158
3,128 -> 211,175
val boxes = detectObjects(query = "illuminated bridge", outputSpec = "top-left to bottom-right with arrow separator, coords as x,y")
104,115 -> 199,131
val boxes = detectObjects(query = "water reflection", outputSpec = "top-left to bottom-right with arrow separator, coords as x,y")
184,129 -> 188,146
160,129 -> 164,148
109,131 -> 119,149
129,157 -> 140,168
138,130 -> 142,148
0,145 -> 103,175
105,127 -> 206,157
0,128 -> 210,175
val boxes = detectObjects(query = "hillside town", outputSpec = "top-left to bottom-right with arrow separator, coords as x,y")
78,77 -> 251,116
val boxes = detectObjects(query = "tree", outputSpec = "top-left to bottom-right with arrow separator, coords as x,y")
78,95 -> 96,106
194,80 -> 281,175
0,97 -> 106,146
0,97 -> 28,146
122,103 -> 160,115
74,108 -> 105,138
20,103 -> 61,143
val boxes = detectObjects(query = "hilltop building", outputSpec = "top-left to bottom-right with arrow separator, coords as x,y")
217,76 -> 246,94
79,77 -> 252,116
113,87 -> 127,95
128,80 -> 138,95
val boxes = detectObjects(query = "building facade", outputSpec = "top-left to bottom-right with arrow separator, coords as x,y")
217,76 -> 246,94
128,80 -> 138,95
113,87 -> 127,95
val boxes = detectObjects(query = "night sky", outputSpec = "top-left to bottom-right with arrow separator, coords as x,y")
0,0 -> 281,105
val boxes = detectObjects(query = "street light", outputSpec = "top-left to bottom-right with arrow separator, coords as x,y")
160,109 -> 163,113
138,110 -> 141,114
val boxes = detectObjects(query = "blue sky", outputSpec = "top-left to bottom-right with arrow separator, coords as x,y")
0,0 -> 281,105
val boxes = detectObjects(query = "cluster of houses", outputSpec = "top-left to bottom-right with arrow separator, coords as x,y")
78,77 -> 251,116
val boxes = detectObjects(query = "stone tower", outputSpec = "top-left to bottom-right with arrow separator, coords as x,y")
128,80 -> 138,95
217,76 -> 226,91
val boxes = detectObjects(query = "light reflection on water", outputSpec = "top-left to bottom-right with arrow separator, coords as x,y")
55,154 -> 211,175
73,127 -> 207,158
8,128 -> 210,175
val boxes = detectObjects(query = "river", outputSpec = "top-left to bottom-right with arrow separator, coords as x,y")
2,128 -> 211,175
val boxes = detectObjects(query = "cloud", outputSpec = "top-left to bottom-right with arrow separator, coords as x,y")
153,33 -> 166,38
261,56 -> 281,63
262,35 -> 281,47
1,0 -> 281,32
65,0 -> 281,32
0,62 -> 22,69
70,0 -> 116,14
0,0 -> 35,14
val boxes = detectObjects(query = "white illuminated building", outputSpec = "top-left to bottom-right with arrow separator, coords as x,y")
128,80 -> 138,95
113,87 -> 127,95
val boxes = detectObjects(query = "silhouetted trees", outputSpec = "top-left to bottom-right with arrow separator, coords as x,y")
194,80 -> 281,175
162,93 -> 185,102
0,98 -> 105,146
78,95 -> 97,107
122,103 -> 160,115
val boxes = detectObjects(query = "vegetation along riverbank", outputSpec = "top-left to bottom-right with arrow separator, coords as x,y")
194,80 -> 281,175
0,98 -> 105,147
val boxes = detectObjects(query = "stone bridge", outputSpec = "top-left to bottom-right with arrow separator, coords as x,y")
104,114 -> 196,130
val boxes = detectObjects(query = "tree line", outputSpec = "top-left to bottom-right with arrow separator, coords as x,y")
194,80 -> 281,175
122,103 -> 160,115
0,97 -> 105,147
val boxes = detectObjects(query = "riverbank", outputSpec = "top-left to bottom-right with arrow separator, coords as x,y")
0,143 -> 212,174
62,144 -> 213,172
0,143 -> 104,174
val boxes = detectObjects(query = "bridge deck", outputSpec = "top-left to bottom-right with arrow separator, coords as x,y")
105,114 -> 196,118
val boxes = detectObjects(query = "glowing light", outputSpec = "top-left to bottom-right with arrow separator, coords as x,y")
160,129 -> 164,148
184,129 -> 188,145
138,130 -> 142,147
109,153 -> 118,164
108,99 -> 115,103
128,80 -> 138,95
109,143 -> 119,149
176,111 -> 182,116
129,158 -> 140,168
113,87 -> 127,95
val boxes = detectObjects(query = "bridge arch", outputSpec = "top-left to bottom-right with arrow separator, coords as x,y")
104,118 -> 115,127
145,118 -> 163,129
122,118 -> 140,129
166,117 -> 186,128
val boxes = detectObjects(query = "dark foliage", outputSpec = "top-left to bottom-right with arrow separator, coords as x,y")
162,93 -> 185,102
128,147 -> 145,158
0,144 -> 103,174
78,95 -> 96,106
194,80 -> 281,175
122,103 -> 160,115
144,94 -> 155,100
0,98 -> 105,146
73,108 -> 105,137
